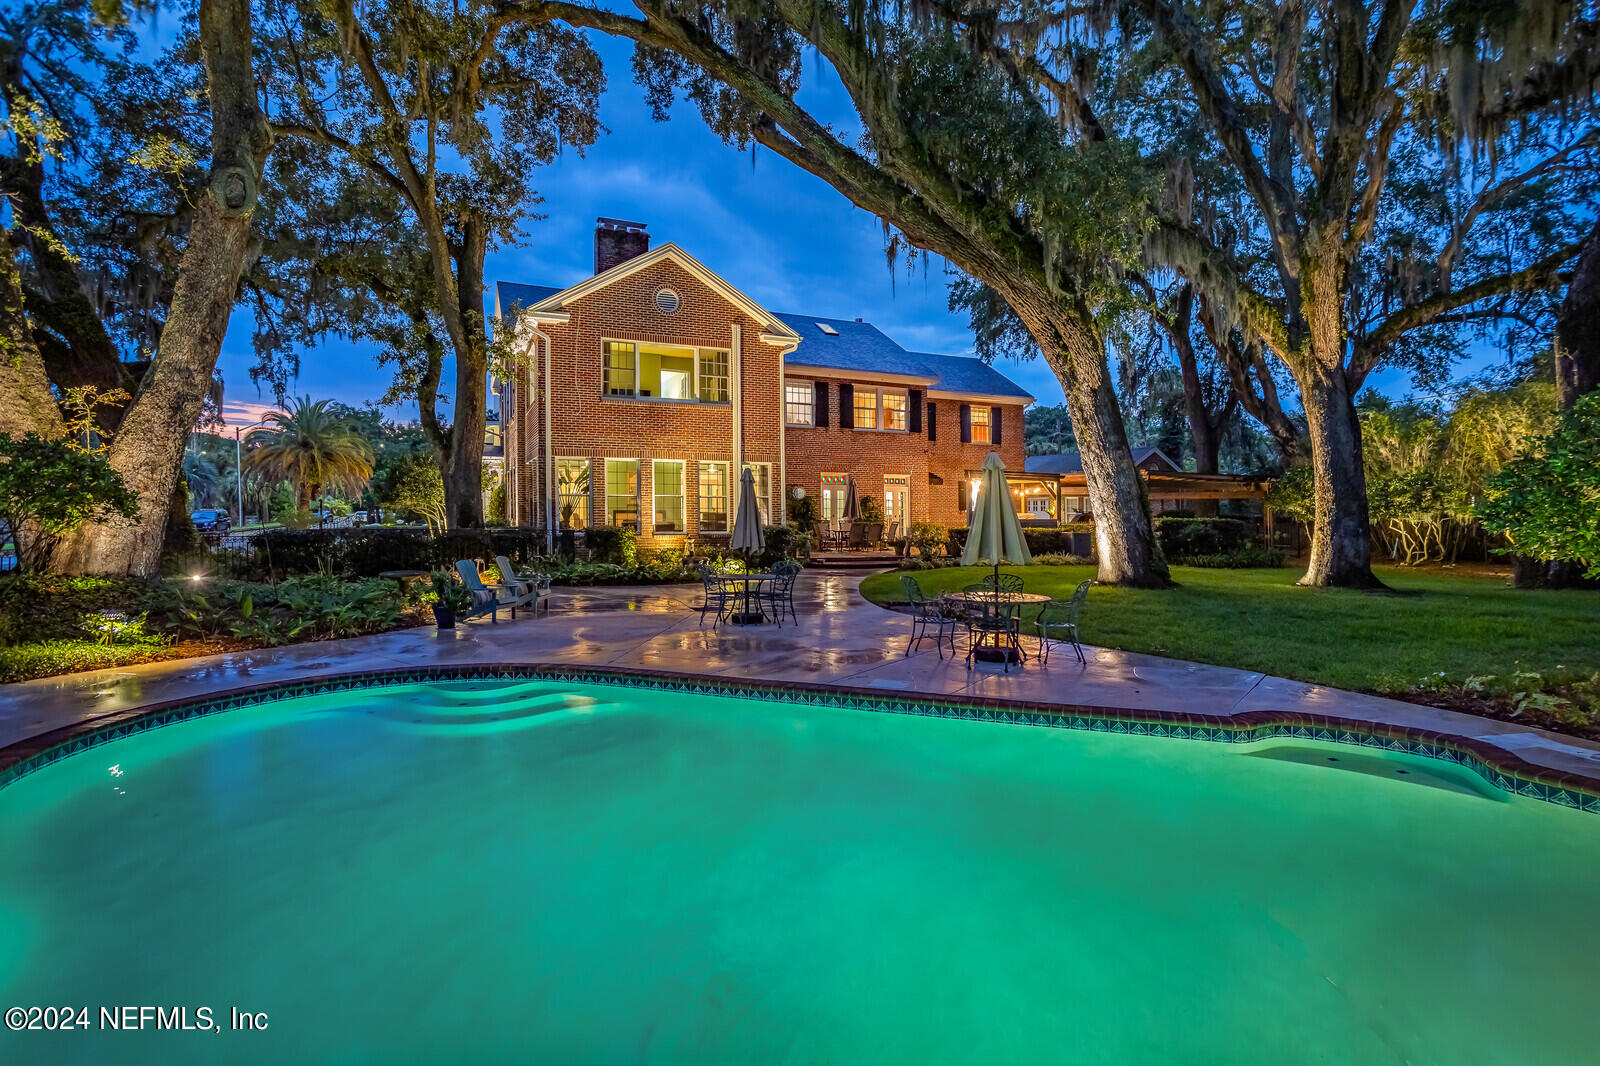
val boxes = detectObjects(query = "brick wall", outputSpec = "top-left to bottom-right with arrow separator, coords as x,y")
783,370 -> 1026,531
511,258 -> 786,548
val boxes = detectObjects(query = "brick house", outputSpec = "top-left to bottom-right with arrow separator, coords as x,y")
492,219 -> 1033,549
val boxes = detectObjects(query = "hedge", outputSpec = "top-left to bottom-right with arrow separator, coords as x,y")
946,524 -> 1095,558
1152,517 -> 1249,558
246,527 -> 548,579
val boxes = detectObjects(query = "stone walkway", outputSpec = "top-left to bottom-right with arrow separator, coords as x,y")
4,568 -> 1599,780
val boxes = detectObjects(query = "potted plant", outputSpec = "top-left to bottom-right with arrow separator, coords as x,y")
429,572 -> 471,628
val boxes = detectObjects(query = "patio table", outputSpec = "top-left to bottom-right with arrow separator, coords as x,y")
942,590 -> 1050,664
715,572 -> 778,625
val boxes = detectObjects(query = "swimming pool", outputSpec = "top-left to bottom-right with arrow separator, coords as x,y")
2,674 -> 1597,1064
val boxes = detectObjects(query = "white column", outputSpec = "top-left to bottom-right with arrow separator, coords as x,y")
730,323 -> 743,473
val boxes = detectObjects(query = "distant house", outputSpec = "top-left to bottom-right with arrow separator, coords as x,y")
1025,448 -> 1269,519
490,219 -> 1035,547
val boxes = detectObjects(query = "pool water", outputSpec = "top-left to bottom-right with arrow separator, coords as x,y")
1,679 -> 1597,1065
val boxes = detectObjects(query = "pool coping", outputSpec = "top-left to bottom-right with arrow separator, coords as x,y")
2,662 -> 1597,813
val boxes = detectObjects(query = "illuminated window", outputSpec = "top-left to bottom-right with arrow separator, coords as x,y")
785,383 -> 814,426
698,350 -> 729,403
604,341 -> 636,396
743,462 -> 772,525
881,391 -> 908,431
852,388 -> 878,429
970,405 -> 992,444
605,459 -> 638,529
698,461 -> 729,533
653,460 -> 685,533
884,475 -> 909,523
556,458 -> 590,530
820,473 -> 848,520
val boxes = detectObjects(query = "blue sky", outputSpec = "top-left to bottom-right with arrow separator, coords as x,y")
212,32 -> 1444,425
217,35 -> 1053,420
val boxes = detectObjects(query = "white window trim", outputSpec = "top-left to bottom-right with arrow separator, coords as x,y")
784,380 -> 815,426
601,337 -> 731,405
851,384 -> 909,433
555,456 -> 592,530
743,461 -> 772,525
697,460 -> 731,535
969,404 -> 993,445
603,457 -> 641,530
651,459 -> 686,535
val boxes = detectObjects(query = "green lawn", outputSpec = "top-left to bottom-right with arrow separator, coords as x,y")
862,564 -> 1600,696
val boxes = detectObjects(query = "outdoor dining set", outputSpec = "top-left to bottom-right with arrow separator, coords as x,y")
899,572 -> 1090,672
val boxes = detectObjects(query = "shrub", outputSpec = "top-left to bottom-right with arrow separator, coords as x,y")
1174,547 -> 1287,568
585,525 -> 637,565
0,433 -> 141,571
948,525 -> 1096,558
1477,393 -> 1600,576
1031,553 -> 1093,566
0,574 -> 171,646
1154,517 -> 1249,557
907,522 -> 947,558
788,494 -> 819,529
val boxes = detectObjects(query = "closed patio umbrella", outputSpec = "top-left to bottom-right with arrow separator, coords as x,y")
730,465 -> 765,557
962,451 -> 1032,584
840,477 -> 859,521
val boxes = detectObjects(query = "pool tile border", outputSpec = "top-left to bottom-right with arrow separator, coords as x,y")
2,663 -> 1598,813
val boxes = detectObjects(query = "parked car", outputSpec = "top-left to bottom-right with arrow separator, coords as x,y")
190,508 -> 231,533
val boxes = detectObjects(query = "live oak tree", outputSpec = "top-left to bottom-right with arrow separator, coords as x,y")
1114,0 -> 1598,585
503,1 -> 1173,586
257,0 -> 603,529
1,0 -> 272,575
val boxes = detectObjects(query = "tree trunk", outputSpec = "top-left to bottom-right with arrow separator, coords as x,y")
0,239 -> 67,439
1169,286 -> 1223,475
1295,363 -> 1383,588
1196,294 -> 1301,463
50,0 -> 270,575
1026,300 -> 1170,587
440,225 -> 489,529
1555,215 -> 1600,410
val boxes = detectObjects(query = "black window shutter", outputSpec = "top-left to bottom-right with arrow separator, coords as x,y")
991,405 -> 1004,446
927,402 -> 937,441
814,381 -> 829,427
908,389 -> 922,432
839,383 -> 854,429
957,481 -> 967,512
959,404 -> 972,444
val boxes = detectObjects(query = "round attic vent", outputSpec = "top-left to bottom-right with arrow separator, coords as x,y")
655,288 -> 680,314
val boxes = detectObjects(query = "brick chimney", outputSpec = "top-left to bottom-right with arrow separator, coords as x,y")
594,217 -> 650,275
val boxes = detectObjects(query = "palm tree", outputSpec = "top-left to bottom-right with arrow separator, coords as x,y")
243,398 -> 374,513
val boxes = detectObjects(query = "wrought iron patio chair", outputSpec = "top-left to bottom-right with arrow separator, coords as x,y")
693,562 -> 731,628
981,573 -> 1024,595
762,560 -> 802,626
900,574 -> 961,658
964,594 -> 1022,673
1036,580 -> 1091,665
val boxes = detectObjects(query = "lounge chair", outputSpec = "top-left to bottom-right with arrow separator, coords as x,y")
494,556 -> 551,617
454,559 -> 536,621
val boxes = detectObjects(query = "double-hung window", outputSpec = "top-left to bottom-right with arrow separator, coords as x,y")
742,462 -> 772,525
604,341 -> 637,396
970,405 -> 992,444
698,461 -> 729,533
605,459 -> 639,529
852,388 -> 879,429
698,350 -> 729,403
785,383 -> 815,426
556,458 -> 590,530
881,390 -> 908,431
652,460 -> 685,533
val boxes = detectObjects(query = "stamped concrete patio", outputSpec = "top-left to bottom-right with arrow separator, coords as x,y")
4,568 -> 1599,781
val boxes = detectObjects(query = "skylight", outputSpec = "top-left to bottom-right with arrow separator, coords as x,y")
815,322 -> 839,335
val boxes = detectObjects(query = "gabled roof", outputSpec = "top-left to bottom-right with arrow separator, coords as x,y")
498,243 -> 799,345
494,264 -> 1033,401
496,282 -> 562,316
1025,447 -> 1179,475
775,313 -> 1033,401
